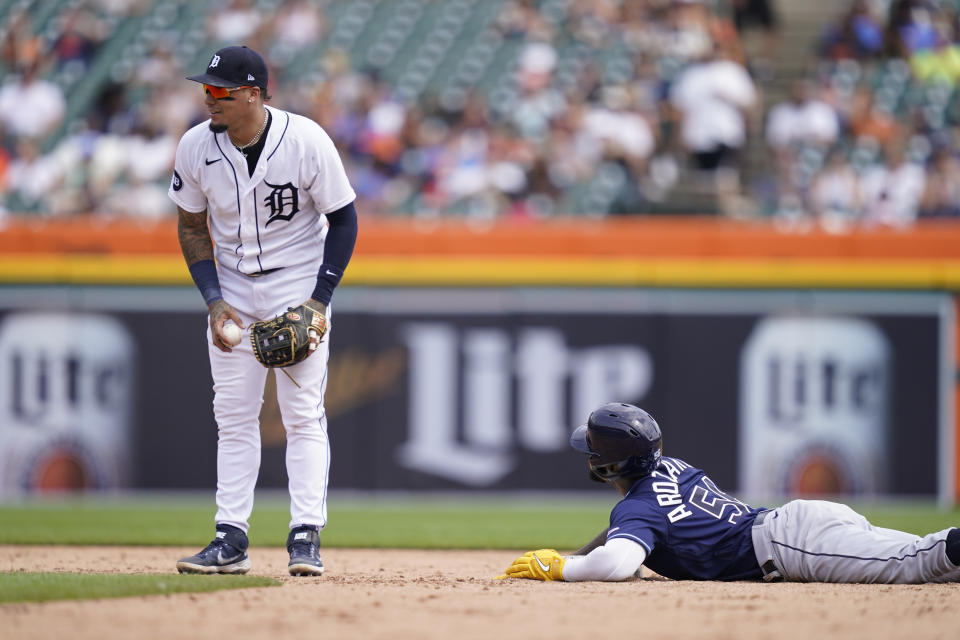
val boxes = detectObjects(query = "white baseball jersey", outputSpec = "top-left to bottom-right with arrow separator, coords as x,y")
167,105 -> 355,535
168,105 -> 355,276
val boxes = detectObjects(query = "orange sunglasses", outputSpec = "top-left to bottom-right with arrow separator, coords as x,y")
203,84 -> 253,100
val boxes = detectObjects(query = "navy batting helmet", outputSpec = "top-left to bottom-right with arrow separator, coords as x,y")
570,403 -> 662,482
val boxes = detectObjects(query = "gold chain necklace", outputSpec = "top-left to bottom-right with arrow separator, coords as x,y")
234,109 -> 268,155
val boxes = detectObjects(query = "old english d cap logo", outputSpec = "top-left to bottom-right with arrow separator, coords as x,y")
186,45 -> 268,89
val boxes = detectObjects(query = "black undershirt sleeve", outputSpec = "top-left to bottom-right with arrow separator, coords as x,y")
311,201 -> 358,305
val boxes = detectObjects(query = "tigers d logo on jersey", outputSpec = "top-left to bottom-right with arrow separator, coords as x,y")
264,181 -> 299,226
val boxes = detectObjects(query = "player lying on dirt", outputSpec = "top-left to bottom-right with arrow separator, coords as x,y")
499,403 -> 960,584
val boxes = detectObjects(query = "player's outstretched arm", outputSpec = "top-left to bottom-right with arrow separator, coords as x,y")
561,538 -> 647,581
497,539 -> 646,582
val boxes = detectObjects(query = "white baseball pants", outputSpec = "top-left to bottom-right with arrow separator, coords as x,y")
206,264 -> 331,534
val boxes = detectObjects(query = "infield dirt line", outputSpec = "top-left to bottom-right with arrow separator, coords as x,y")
1,546 -> 958,640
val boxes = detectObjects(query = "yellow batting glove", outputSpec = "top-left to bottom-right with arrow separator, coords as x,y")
501,549 -> 566,581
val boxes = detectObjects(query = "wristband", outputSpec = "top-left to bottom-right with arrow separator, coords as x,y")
188,259 -> 223,306
311,263 -> 342,305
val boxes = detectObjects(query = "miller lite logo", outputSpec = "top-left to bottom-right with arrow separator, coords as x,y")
210,54 -> 221,68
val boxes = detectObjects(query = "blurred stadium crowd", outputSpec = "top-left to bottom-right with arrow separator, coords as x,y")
1,0 -> 960,227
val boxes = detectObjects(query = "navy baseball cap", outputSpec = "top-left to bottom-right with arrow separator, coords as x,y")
187,45 -> 268,89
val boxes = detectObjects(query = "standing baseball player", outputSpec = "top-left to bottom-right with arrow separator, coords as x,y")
500,403 -> 960,583
168,45 -> 357,576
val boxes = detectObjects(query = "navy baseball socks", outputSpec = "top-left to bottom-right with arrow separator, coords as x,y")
287,524 -> 324,576
176,524 -> 251,574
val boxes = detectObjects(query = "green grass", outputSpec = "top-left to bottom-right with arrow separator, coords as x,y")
0,494 -> 617,549
0,572 -> 279,604
843,501 -> 960,535
0,494 -> 956,605
0,494 -> 956,549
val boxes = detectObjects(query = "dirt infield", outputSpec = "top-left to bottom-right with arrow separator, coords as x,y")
1,545 -> 959,640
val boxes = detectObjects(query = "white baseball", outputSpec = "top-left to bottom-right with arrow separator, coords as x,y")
222,322 -> 242,346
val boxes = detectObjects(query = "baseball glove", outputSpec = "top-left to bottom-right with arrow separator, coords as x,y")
250,304 -> 327,368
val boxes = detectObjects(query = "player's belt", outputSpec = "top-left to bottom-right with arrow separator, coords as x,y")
753,510 -> 785,582
760,560 -> 783,582
245,267 -> 284,278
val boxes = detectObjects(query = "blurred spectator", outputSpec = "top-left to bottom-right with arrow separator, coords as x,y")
731,0 -> 778,38
496,0 -> 553,41
0,59 -> 66,139
1,9 -> 43,71
51,7 -> 105,73
135,39 -> 183,90
730,0 -> 780,79
565,0 -> 627,50
669,45 -> 758,215
587,87 -> 656,162
910,34 -> 960,85
657,0 -> 719,65
510,41 -> 566,139
860,139 -> 926,226
34,126 -> 99,215
209,0 -> 263,43
488,126 -> 543,217
2,138 -> 64,213
4,0 -> 960,225
819,0 -> 885,60
536,105 -> 596,206
846,86 -> 900,146
271,0 -> 324,48
883,0 -> 940,58
809,146 -> 864,232
766,80 -> 840,152
86,82 -> 134,135
84,116 -> 176,219
919,146 -> 960,218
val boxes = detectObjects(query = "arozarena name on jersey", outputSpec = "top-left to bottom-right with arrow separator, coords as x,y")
650,458 -> 694,523
649,457 -> 755,525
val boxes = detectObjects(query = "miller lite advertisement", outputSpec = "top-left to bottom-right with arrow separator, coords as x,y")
739,316 -> 891,501
0,288 -> 951,499
0,312 -> 135,496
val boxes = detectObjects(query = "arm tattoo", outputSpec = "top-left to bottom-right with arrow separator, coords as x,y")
177,207 -> 214,266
